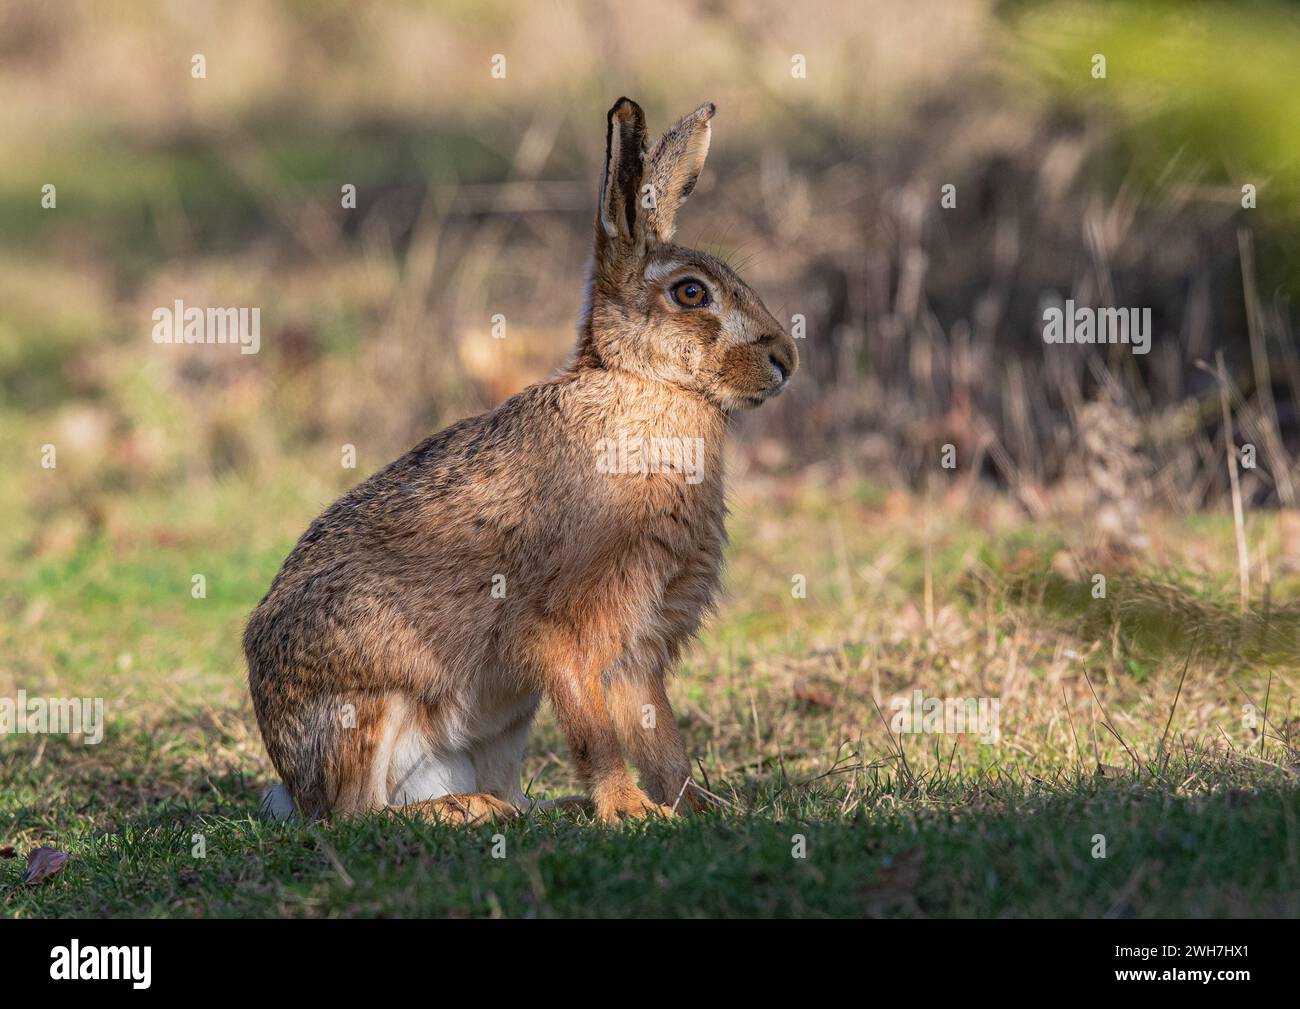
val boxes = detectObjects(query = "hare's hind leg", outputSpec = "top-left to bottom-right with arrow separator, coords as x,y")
253,690 -> 401,820
398,793 -> 519,826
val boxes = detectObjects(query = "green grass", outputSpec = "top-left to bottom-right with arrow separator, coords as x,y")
3,0 -> 1299,919
1,464 -> 1297,917
3,733 -> 1295,918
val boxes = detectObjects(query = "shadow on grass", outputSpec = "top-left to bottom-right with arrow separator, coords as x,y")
0,710 -> 261,837
3,726 -> 1297,918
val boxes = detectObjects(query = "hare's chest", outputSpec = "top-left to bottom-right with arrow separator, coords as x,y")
614,511 -> 724,661
551,466 -> 725,635
645,481 -> 727,599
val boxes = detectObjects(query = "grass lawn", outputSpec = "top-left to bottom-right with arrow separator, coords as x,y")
2,461 -> 1297,917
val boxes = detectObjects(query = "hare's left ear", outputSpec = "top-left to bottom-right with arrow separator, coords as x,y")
645,102 -> 715,243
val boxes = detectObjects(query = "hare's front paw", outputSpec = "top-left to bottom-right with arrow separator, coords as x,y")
595,784 -> 677,823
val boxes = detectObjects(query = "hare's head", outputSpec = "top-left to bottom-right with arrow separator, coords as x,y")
576,97 -> 797,411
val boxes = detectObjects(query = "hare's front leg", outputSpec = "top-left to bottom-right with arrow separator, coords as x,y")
541,657 -> 674,823
606,673 -> 704,813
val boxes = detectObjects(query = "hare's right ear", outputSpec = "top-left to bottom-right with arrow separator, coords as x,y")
596,97 -> 649,263
645,102 -> 714,243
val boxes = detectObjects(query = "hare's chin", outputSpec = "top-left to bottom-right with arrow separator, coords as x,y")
758,377 -> 791,401
732,382 -> 786,409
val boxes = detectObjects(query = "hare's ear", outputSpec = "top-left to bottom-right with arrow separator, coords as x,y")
645,102 -> 715,243
597,97 -> 649,258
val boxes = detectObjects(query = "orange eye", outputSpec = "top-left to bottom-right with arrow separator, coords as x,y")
670,278 -> 711,308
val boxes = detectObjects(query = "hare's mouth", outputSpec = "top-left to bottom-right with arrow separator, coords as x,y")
741,381 -> 786,408
763,371 -> 791,399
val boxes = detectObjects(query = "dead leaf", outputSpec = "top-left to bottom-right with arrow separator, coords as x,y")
21,847 -> 69,884
0,845 -> 15,858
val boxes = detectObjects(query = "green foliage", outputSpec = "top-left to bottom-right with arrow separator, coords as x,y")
1011,1 -> 1300,286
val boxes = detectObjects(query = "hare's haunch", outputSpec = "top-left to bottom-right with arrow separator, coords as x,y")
245,98 -> 798,824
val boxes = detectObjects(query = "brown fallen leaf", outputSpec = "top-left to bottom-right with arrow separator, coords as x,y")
21,847 -> 69,884
0,845 -> 16,858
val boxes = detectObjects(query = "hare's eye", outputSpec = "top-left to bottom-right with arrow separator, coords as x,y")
670,279 -> 711,309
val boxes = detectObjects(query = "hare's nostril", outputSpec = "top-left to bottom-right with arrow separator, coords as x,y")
769,354 -> 789,383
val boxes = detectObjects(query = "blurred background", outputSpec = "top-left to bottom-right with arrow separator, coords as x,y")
3,0 -> 1298,529
3,0 -> 1300,659
7,0 -> 1300,920
3,2 -> 1300,918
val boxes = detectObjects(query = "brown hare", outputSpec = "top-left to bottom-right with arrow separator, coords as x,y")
245,97 -> 797,825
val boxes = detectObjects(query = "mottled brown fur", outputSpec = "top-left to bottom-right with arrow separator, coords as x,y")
245,98 -> 797,824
